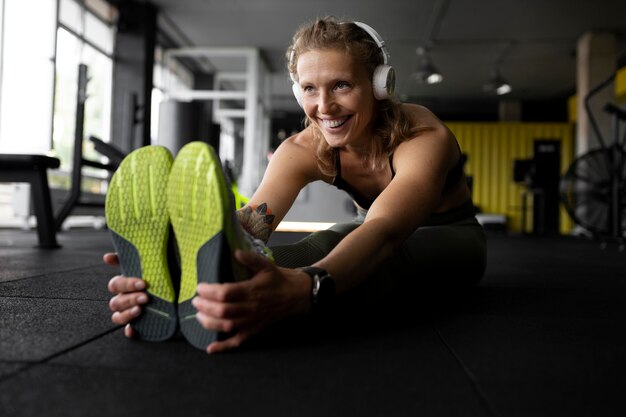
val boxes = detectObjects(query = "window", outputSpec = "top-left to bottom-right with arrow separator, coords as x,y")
0,0 -> 116,222
151,44 -> 194,145
53,0 -> 115,191
0,0 -> 56,154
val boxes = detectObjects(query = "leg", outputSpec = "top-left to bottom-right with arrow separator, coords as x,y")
270,216 -> 486,304
30,170 -> 60,249
359,216 -> 487,302
270,222 -> 360,268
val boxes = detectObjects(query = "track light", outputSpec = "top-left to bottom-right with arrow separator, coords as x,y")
483,67 -> 512,95
413,47 -> 443,85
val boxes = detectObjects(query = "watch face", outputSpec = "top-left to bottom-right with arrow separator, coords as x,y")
312,275 -> 322,298
301,267 -> 335,309
313,273 -> 335,305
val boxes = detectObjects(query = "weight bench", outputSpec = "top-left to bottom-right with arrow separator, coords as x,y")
0,154 -> 61,248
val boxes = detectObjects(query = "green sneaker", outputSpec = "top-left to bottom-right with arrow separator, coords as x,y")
167,142 -> 250,350
105,145 -> 178,341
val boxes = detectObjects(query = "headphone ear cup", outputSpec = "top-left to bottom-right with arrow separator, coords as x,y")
292,82 -> 303,107
372,65 -> 395,100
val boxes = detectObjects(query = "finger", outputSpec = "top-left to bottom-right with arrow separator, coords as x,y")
234,249 -> 274,273
195,311 -> 236,333
103,253 -> 119,266
109,292 -> 148,312
124,324 -> 135,338
206,332 -> 247,354
111,305 -> 141,325
107,275 -> 146,294
191,296 -> 250,319
196,282 -> 249,303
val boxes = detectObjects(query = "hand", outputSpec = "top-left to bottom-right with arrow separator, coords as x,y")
104,253 -> 149,338
193,250 -> 311,354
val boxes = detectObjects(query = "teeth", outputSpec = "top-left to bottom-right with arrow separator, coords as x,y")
321,117 -> 348,128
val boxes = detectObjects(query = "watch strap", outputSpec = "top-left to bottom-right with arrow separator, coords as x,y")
299,266 -> 335,312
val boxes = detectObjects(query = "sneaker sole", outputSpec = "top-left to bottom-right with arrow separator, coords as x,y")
167,142 -> 249,350
105,145 -> 178,341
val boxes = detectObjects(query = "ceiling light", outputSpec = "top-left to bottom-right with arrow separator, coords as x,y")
495,83 -> 512,95
413,47 -> 443,85
483,68 -> 512,96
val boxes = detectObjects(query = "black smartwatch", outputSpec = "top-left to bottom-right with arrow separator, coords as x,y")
300,267 -> 336,312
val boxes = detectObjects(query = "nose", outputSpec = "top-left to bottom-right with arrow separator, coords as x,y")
317,90 -> 336,114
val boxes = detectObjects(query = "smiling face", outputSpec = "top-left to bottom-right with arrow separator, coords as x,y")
296,48 -> 377,151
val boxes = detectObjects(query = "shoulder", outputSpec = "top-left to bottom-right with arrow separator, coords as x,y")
392,105 -> 457,169
280,126 -> 318,152
270,126 -> 326,181
274,126 -> 318,165
395,103 -> 454,145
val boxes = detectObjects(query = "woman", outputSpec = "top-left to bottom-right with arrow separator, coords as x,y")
106,17 -> 486,354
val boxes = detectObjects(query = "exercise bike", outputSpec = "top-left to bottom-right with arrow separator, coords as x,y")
559,72 -> 626,250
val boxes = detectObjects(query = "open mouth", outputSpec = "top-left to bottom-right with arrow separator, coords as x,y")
320,116 -> 351,129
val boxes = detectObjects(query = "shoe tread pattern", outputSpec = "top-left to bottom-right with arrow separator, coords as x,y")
167,142 -> 248,350
105,145 -> 177,341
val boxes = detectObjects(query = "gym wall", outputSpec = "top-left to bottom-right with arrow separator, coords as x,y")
446,122 -> 575,234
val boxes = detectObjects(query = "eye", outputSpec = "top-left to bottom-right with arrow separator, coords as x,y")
303,85 -> 315,94
335,81 -> 351,90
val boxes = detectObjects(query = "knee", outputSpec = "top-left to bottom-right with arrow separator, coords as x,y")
306,230 -> 347,256
270,229 -> 347,268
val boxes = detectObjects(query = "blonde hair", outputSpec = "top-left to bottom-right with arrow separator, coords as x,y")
287,16 -> 422,175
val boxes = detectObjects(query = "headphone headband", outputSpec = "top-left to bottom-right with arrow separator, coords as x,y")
351,21 -> 390,65
289,20 -> 395,105
289,21 -> 390,72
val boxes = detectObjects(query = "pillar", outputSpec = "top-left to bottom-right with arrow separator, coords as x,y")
110,1 -> 157,153
576,31 -> 616,156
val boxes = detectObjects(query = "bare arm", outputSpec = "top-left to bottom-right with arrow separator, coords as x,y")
237,129 -> 325,242
313,124 -> 455,293
193,115 -> 461,353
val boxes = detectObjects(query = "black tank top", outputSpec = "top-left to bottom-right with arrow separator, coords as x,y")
332,146 -> 464,209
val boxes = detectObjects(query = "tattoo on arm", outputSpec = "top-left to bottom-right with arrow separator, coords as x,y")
236,203 -> 275,243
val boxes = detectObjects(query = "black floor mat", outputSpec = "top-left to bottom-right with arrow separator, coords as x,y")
1,229 -> 625,417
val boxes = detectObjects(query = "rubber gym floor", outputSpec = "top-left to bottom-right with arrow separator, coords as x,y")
0,226 -> 624,417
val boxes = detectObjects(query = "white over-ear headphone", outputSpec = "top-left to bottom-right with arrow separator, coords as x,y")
290,21 -> 395,107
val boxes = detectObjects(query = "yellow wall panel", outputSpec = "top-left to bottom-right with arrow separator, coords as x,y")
446,122 -> 574,234
567,95 -> 577,123
616,66 -> 626,102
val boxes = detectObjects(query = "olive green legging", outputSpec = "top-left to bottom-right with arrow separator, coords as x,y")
269,199 -> 487,301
